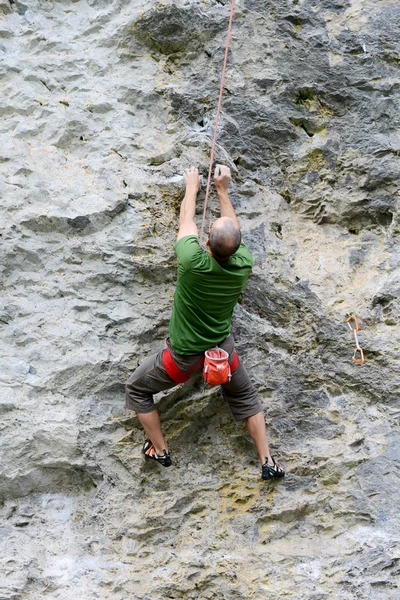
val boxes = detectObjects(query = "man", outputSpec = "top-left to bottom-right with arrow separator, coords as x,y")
126,164 -> 284,480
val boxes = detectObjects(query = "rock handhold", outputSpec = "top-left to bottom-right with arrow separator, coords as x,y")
130,4 -> 226,56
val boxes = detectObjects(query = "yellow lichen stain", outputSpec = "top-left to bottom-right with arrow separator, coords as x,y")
159,184 -> 184,215
116,431 -> 135,444
217,481 -> 276,517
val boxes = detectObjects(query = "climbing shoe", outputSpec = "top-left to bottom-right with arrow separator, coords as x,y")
262,456 -> 285,481
142,440 -> 172,467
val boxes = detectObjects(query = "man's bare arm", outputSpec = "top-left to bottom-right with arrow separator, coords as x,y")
177,167 -> 200,241
214,164 -> 240,229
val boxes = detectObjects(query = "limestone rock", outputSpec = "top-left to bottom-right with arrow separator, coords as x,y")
0,0 -> 11,12
0,0 -> 399,599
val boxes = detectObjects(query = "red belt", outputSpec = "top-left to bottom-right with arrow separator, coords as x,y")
162,340 -> 239,384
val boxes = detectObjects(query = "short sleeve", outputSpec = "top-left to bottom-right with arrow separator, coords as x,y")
232,242 -> 254,268
174,235 -> 205,271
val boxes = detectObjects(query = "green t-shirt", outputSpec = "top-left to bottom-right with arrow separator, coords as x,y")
169,235 -> 253,354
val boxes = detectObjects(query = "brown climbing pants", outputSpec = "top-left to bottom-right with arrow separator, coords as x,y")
125,334 -> 262,421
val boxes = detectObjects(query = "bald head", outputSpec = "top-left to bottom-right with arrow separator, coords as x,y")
208,217 -> 241,260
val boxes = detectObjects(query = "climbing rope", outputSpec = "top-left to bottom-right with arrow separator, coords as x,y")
199,0 -> 235,246
346,314 -> 365,365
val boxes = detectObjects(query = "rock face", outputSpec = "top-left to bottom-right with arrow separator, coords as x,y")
1,0 -> 399,598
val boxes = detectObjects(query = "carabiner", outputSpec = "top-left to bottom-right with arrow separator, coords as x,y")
352,347 -> 365,365
346,314 -> 359,333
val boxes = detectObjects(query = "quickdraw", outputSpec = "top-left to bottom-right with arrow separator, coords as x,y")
346,314 -> 365,365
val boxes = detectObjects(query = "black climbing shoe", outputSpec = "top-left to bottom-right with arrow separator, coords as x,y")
262,456 -> 285,480
142,440 -> 172,467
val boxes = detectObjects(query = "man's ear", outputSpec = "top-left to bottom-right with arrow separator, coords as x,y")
206,239 -> 210,247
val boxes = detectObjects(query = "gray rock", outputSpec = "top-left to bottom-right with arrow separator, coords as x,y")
0,0 -> 12,15
0,0 -> 399,598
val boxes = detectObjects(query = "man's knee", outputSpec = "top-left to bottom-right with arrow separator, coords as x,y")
125,352 -> 161,412
125,380 -> 154,413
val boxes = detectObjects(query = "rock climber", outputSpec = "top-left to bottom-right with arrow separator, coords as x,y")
125,164 -> 284,481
